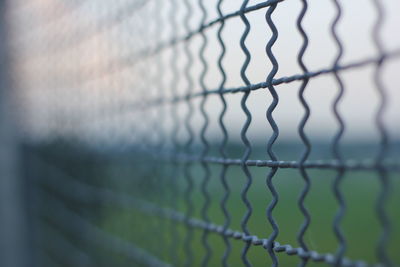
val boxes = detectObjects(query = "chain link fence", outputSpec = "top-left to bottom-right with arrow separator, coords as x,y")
2,0 -> 400,266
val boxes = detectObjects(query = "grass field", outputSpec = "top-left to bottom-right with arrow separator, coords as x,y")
34,142 -> 400,266
89,142 -> 400,266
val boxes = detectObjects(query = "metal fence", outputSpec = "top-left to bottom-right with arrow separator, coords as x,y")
2,0 -> 400,266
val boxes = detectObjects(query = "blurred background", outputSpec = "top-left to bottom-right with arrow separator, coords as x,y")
0,0 -> 399,266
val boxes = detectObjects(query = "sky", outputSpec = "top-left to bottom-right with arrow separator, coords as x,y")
7,0 -> 400,144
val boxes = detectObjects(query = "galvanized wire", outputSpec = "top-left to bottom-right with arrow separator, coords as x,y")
296,2 -> 311,267
216,0 -> 231,266
265,3 -> 280,266
181,0 -> 195,265
6,0 -> 400,267
372,0 -> 391,266
169,0 -> 183,265
238,0 -> 253,265
330,0 -> 347,265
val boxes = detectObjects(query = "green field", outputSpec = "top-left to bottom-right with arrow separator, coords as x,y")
97,166 -> 399,266
34,142 -> 400,266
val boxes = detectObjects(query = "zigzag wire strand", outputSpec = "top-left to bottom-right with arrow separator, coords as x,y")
198,0 -> 212,265
238,1 -> 253,266
216,0 -> 232,266
371,0 -> 391,265
265,3 -> 280,267
133,5 -> 158,254
168,0 -> 181,265
154,0 -> 167,261
330,0 -> 346,265
296,1 -> 311,266
182,0 -> 195,266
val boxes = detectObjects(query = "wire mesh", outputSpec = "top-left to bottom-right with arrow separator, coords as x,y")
4,0 -> 400,266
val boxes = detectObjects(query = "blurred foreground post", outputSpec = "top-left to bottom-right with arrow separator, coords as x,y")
0,2 -> 32,267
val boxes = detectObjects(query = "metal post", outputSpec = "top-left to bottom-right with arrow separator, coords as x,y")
0,1 -> 32,266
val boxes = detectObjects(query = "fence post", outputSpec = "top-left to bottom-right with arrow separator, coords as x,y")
0,1 -> 32,267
